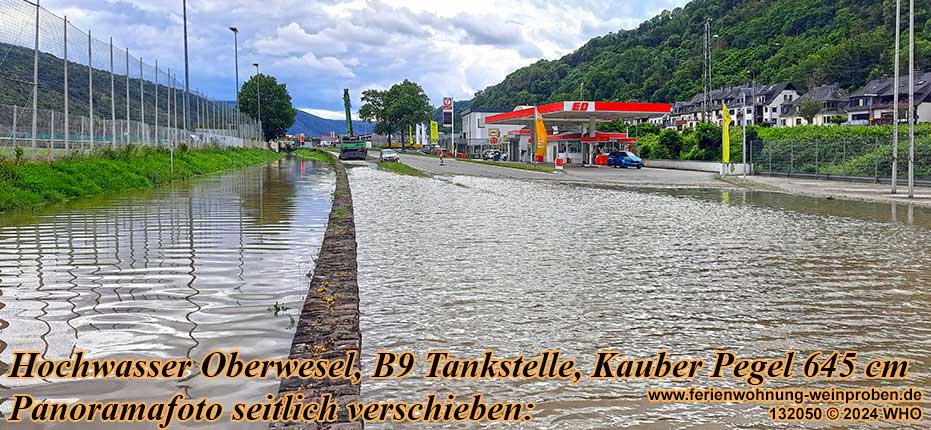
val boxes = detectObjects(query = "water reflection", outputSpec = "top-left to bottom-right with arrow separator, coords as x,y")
0,158 -> 333,429
352,168 -> 931,429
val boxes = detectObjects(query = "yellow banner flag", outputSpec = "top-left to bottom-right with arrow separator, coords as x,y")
534,108 -> 547,158
721,103 -> 731,164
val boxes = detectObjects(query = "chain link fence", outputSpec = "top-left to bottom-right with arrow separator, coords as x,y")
0,0 -> 263,160
750,136 -> 931,185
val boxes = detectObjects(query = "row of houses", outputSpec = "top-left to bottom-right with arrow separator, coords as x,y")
651,72 -> 931,130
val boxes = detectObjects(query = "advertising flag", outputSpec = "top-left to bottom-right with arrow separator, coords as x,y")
722,103 -> 731,164
430,121 -> 439,144
534,108 -> 547,158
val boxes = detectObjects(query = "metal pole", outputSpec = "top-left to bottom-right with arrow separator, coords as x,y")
125,49 -> 130,144
893,0 -> 901,193
908,0 -> 915,198
183,0 -> 190,132
742,87 -> 747,176
31,0 -> 39,159
155,60 -> 159,145
64,16 -> 70,155
88,30 -> 94,150
254,63 -> 262,142
168,68 -> 172,146
140,56 -> 144,145
231,27 -> 241,141
110,37 -> 116,149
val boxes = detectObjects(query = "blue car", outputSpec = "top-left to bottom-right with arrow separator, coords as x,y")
607,151 -> 643,169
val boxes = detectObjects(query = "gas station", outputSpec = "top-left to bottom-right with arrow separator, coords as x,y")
485,101 -> 671,166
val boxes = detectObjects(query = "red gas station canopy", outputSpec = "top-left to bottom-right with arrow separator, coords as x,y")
486,101 -> 671,127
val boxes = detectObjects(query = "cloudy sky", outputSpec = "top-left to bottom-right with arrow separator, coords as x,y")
38,0 -> 689,119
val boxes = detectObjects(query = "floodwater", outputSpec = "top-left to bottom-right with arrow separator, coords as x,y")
351,167 -> 931,429
0,158 -> 334,429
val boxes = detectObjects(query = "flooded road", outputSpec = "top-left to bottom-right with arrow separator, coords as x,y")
351,167 -> 931,429
0,158 -> 334,429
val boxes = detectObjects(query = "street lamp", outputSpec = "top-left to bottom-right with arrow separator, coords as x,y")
230,27 -> 240,141
182,0 -> 190,133
253,63 -> 261,142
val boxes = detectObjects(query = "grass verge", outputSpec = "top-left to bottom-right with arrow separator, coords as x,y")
376,160 -> 426,177
0,146 -> 282,213
293,148 -> 337,164
460,158 -> 555,173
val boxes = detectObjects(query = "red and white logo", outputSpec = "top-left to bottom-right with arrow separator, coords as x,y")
442,97 -> 453,112
568,102 -> 592,111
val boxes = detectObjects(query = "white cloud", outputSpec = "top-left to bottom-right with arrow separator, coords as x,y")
301,108 -> 361,120
32,0 -> 690,111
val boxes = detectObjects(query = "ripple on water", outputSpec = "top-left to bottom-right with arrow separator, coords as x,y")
0,158 -> 334,429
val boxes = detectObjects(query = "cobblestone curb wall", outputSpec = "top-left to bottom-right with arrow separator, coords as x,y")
275,152 -> 362,430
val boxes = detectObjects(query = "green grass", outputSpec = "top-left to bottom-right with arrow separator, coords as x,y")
377,160 -> 426,177
460,158 -> 555,173
293,148 -> 337,164
0,146 -> 282,213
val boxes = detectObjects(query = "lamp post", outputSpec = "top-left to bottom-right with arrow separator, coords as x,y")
230,27 -> 240,142
253,63 -> 261,142
182,0 -> 190,133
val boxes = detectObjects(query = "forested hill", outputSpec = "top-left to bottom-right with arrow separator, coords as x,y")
470,0 -> 931,109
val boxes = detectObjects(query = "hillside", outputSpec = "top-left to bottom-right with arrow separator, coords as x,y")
470,0 -> 931,109
287,110 -> 375,137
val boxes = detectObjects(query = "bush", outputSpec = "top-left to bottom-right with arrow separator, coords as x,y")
658,129 -> 683,158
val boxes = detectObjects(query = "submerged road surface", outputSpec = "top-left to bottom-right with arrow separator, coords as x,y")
399,153 -> 726,188
351,164 -> 931,429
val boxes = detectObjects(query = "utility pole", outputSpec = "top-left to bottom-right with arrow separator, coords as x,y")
892,0 -> 901,194
908,0 -> 915,198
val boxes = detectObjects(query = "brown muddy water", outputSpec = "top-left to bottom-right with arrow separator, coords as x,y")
350,167 -> 931,429
0,158 -> 334,429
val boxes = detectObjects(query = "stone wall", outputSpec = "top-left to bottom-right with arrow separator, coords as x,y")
276,152 -> 362,430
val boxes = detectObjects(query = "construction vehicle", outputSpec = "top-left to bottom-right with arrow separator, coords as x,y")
338,89 -> 368,160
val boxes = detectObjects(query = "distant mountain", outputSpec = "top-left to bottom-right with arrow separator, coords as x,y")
287,110 -> 375,137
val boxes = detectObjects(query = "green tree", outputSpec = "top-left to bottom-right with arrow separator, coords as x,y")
360,81 -> 431,145
360,89 -> 397,143
799,99 -> 824,124
385,80 -> 432,147
239,74 -> 296,144
657,129 -> 683,158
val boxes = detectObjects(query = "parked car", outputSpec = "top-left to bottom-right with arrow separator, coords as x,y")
607,151 -> 643,169
380,149 -> 401,162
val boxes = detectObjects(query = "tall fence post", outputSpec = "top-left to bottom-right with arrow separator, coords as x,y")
140,56 -> 144,145
31,0 -> 40,159
88,30 -> 94,151
155,60 -> 159,146
110,37 -> 116,149
64,16 -> 70,155
48,110 -> 54,161
125,49 -> 130,145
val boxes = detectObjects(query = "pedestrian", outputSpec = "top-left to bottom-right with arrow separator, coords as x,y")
439,150 -> 445,166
